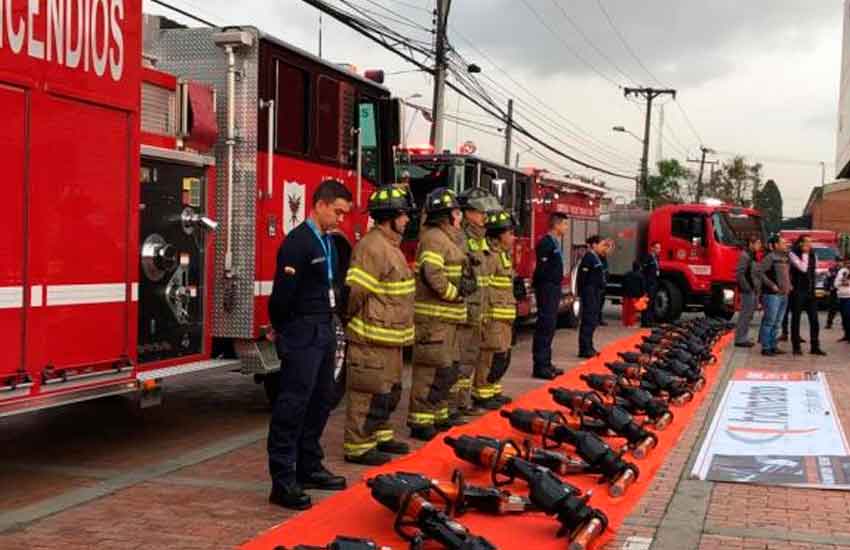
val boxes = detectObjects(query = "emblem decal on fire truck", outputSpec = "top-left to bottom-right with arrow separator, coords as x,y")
284,181 -> 306,234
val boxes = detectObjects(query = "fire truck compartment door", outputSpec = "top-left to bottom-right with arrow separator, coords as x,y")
27,96 -> 133,373
0,85 -> 26,381
138,161 -> 208,364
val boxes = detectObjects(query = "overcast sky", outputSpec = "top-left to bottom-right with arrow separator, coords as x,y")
143,0 -> 846,216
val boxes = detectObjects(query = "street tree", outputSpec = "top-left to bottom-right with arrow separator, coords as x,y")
646,159 -> 690,206
753,179 -> 783,235
706,156 -> 763,206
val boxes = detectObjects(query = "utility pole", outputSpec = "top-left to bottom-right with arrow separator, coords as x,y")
429,0 -> 451,151
318,15 -> 323,58
687,146 -> 716,202
623,87 -> 676,200
504,99 -> 514,166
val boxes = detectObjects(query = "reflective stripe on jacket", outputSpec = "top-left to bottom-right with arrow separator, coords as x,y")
414,225 -> 468,324
345,225 -> 415,346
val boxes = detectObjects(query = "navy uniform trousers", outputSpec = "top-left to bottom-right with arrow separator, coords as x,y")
268,318 -> 335,489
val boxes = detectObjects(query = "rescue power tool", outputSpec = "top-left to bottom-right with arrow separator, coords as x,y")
548,388 -> 658,459
604,362 -> 694,404
442,436 -> 608,550
579,373 -> 674,430
497,410 -> 639,496
273,537 -> 387,550
367,473 -> 496,550
617,351 -> 706,392
367,471 -> 533,516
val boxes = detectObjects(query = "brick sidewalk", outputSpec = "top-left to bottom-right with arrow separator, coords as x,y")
1,311 -> 847,550
609,318 -> 850,550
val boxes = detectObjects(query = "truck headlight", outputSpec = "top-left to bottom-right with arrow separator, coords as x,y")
722,288 -> 736,305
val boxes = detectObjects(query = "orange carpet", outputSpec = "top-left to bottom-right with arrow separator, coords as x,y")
242,330 -> 734,550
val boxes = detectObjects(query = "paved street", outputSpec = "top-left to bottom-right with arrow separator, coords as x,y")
1,307 -> 849,550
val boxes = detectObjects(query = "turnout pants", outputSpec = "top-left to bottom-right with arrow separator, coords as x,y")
791,291 -> 821,351
473,348 -> 511,401
268,319 -> 335,489
532,282 -> 561,373
344,343 -> 403,458
451,324 -> 478,411
409,320 -> 460,428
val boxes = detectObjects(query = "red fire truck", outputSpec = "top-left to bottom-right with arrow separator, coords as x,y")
397,150 -> 605,325
780,229 -> 840,300
0,4 -> 398,417
601,202 -> 767,321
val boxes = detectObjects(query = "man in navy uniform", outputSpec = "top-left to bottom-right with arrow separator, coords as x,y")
267,180 -> 352,510
577,235 -> 607,358
531,213 -> 569,380
640,241 -> 661,327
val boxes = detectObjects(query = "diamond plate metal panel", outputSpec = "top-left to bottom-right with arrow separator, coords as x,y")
150,27 -> 260,339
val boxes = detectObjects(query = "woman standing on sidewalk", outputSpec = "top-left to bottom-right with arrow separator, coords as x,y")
758,236 -> 792,356
788,236 -> 827,356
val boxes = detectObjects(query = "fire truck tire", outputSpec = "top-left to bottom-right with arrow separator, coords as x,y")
655,280 -> 684,322
560,296 -> 580,329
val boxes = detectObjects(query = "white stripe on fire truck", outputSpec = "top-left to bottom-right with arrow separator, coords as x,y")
131,282 -> 139,302
31,285 -> 43,307
254,281 -> 274,297
0,287 -> 23,309
46,283 -> 127,306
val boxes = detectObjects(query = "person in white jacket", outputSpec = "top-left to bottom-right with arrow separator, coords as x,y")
835,258 -> 850,343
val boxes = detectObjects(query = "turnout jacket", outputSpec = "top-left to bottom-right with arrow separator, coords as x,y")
414,224 -> 468,324
462,221 -> 492,326
344,225 -> 415,346
481,238 -> 517,350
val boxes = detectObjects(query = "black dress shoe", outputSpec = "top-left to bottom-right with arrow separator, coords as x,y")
297,466 -> 346,491
578,352 -> 597,359
345,447 -> 392,466
761,349 -> 775,356
792,349 -> 804,356
546,365 -> 565,375
377,439 -> 410,455
599,321 -> 609,326
410,425 -> 438,441
269,483 -> 312,510
532,369 -> 557,380
773,348 -> 786,355
734,342 -> 755,348
811,349 -> 828,356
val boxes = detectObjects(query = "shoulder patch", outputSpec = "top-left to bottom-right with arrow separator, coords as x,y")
284,266 -> 296,275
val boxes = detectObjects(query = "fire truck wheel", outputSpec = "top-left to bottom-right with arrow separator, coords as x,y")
560,297 -> 580,329
655,280 -> 684,322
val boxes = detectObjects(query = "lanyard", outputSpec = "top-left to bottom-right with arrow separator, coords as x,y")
306,219 -> 334,284
549,234 -> 562,255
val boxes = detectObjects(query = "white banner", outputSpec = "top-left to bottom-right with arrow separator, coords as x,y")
692,370 -> 850,489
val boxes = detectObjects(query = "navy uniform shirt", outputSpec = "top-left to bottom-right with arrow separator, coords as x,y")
268,221 -> 338,330
533,234 -> 564,287
641,252 -> 660,289
577,250 -> 605,299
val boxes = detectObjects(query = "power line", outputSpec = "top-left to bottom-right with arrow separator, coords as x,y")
148,0 -> 217,26
446,30 -> 639,167
547,0 -> 637,86
518,0 -> 622,88
595,0 -> 660,86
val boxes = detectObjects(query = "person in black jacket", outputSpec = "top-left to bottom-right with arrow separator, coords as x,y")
267,180 -> 353,510
788,235 -> 826,356
597,239 -> 612,326
577,235 -> 608,358
531,212 -> 568,379
640,241 -> 662,327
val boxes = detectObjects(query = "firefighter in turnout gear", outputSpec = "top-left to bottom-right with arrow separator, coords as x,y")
343,185 -> 417,466
453,188 -> 502,417
474,210 -> 518,407
408,188 -> 477,441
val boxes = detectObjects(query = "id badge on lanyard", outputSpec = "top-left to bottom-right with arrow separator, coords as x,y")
307,220 -> 335,309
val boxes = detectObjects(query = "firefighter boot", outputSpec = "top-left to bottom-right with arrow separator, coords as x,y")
344,344 -> 403,462
471,349 -> 501,410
